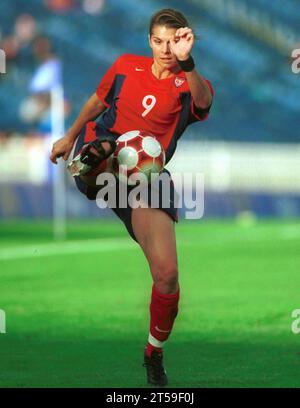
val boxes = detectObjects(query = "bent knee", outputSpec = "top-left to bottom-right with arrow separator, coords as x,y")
151,262 -> 179,294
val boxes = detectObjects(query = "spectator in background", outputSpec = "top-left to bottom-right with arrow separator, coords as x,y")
14,14 -> 38,76
45,0 -> 78,13
19,36 -> 55,127
82,0 -> 105,15
14,14 -> 37,48
0,36 -> 19,70
32,35 -> 56,64
20,35 -> 71,135
45,0 -> 105,15
0,13 -> 37,78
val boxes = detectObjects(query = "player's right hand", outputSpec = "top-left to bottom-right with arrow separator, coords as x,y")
50,134 -> 75,164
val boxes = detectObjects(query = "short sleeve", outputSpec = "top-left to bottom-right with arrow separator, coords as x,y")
189,79 -> 214,123
96,59 -> 119,107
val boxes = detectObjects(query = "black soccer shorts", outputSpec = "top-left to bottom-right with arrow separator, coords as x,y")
72,123 -> 178,242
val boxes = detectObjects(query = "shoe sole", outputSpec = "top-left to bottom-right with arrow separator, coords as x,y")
67,154 -> 92,177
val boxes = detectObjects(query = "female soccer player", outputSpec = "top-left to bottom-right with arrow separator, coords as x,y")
50,8 -> 213,386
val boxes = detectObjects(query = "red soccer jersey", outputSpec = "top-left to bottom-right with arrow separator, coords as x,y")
96,54 -> 213,162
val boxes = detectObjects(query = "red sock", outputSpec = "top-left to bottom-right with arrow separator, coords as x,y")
145,343 -> 162,357
145,284 -> 180,356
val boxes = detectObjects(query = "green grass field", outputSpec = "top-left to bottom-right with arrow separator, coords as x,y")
0,219 -> 300,388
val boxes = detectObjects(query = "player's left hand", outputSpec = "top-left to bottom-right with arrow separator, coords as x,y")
170,27 -> 195,61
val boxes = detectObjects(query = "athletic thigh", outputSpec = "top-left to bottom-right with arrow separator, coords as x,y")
131,207 -> 178,283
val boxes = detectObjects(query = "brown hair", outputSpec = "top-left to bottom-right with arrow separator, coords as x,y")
149,8 -> 190,35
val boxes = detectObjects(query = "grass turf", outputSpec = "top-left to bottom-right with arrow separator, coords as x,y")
0,219 -> 300,388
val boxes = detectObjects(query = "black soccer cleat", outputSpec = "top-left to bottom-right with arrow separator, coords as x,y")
68,138 -> 116,177
143,351 -> 168,387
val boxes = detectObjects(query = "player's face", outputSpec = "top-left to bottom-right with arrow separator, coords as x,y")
149,25 -> 178,69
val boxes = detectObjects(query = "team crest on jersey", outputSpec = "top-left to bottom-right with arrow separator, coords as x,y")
174,77 -> 185,88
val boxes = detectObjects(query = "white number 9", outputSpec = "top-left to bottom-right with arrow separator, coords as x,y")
142,95 -> 156,117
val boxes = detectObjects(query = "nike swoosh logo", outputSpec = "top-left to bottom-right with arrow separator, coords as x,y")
155,326 -> 170,333
135,67 -> 144,71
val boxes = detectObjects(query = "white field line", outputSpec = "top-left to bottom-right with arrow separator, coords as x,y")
180,226 -> 300,246
0,226 -> 299,261
279,226 -> 300,239
0,238 -> 137,261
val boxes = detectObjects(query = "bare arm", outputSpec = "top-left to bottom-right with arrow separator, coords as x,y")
184,69 -> 212,109
170,27 -> 213,109
50,93 -> 106,164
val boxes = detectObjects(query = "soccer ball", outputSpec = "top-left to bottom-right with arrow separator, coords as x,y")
112,130 -> 165,185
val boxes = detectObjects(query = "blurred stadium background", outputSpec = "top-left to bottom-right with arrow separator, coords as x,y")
0,0 -> 299,223
0,0 -> 300,388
